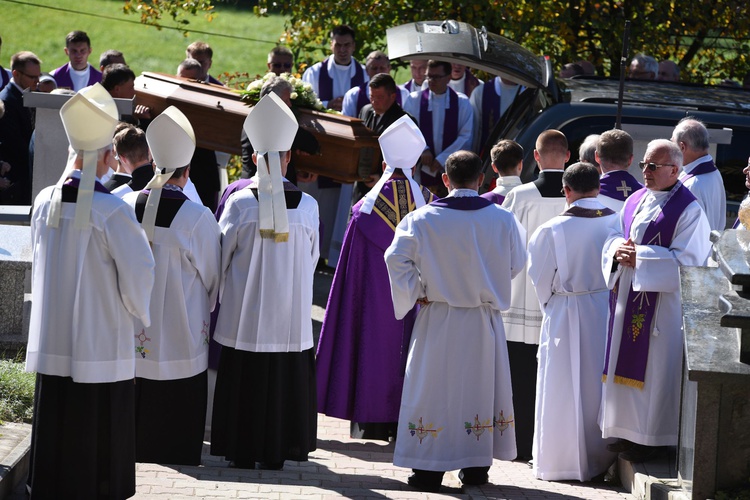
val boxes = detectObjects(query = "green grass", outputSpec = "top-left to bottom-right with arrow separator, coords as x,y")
1,0 -> 411,85
0,357 -> 35,424
1,0 -> 288,80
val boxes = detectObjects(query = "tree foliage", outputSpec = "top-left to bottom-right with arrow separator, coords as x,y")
256,0 -> 750,84
122,0 -> 216,36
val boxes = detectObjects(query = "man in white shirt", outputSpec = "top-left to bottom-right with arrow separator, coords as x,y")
401,59 -> 427,93
302,25 -> 367,112
470,76 -> 523,153
528,162 -> 618,481
123,106 -> 221,466
50,30 -> 102,91
601,139 -> 710,462
385,150 -> 525,492
211,93 -> 320,470
501,129 -> 569,459
480,139 -> 524,205
26,84 -> 155,498
403,60 -> 473,195
672,117 -> 727,231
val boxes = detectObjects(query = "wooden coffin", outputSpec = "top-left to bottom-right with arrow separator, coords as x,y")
134,72 -> 380,182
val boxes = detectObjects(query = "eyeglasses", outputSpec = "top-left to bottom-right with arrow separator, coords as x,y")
425,73 -> 448,80
639,161 -> 676,171
17,69 -> 41,80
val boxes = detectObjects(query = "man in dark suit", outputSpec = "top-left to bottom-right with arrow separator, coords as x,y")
359,73 -> 408,134
0,51 -> 40,205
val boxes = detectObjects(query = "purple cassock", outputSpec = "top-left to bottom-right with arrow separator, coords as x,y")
316,177 -> 434,439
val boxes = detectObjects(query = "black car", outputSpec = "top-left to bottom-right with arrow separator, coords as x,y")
387,20 -> 750,211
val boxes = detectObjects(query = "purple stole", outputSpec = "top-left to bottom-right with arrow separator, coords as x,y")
51,63 -> 102,90
561,205 -> 615,218
419,88 -> 459,187
480,191 -> 505,205
403,80 -> 415,92
480,79 -> 500,149
733,217 -> 741,229
462,68 -> 480,97
599,170 -> 643,202
603,183 -> 696,388
681,159 -> 717,182
430,194 -> 492,211
317,57 -> 365,101
63,176 -> 110,194
0,67 -> 9,90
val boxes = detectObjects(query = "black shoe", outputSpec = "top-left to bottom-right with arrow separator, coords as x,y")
256,461 -> 284,470
459,466 -> 489,486
619,444 -> 659,463
407,469 -> 443,493
228,460 -> 255,469
607,439 -> 634,453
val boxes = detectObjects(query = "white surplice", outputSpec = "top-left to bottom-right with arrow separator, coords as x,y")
123,192 -> 221,380
385,190 -> 526,471
502,181 -> 567,344
213,184 -> 319,353
26,176 -> 155,383
528,198 -> 618,481
678,154 -> 727,231
600,186 -> 710,446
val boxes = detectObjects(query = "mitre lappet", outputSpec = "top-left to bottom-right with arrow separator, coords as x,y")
243,92 -> 298,242
141,106 -> 196,242
49,83 -> 119,228
360,115 -> 428,214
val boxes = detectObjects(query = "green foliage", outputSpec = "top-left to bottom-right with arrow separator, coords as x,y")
122,0 -> 216,36
256,0 -> 750,85
0,358 -> 35,424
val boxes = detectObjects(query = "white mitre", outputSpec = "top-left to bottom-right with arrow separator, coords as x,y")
360,115 -> 427,214
243,92 -> 298,242
48,83 -> 118,228
141,106 -> 196,241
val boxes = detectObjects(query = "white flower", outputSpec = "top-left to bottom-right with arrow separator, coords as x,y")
290,91 -> 298,100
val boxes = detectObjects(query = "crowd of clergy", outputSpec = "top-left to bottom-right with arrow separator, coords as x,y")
4,24 -> 740,499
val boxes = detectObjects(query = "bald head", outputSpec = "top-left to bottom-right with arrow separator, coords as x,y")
671,117 -> 709,164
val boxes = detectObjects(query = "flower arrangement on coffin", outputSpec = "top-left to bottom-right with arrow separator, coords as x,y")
238,72 -> 333,113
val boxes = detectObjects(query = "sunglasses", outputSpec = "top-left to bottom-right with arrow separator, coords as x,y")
638,161 -> 675,171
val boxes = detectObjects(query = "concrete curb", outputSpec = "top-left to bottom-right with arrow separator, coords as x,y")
0,423 -> 31,500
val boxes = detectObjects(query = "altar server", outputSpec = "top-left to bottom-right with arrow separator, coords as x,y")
26,83 -> 154,498
123,106 -> 221,465
211,93 -> 320,470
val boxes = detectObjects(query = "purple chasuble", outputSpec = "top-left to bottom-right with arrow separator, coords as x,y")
681,159 -> 718,183
603,183 -> 696,388
480,191 -> 505,205
316,179 -> 434,422
317,57 -> 365,102
599,170 -> 643,202
51,63 -> 102,90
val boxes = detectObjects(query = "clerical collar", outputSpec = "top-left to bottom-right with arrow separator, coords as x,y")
448,188 -> 478,198
163,183 -> 183,193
